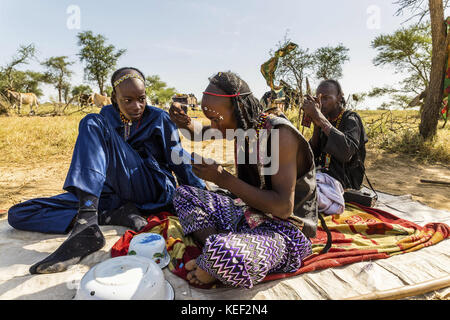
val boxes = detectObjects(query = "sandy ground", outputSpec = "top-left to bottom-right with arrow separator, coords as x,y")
364,148 -> 450,212
1,144 -> 449,219
1,136 -> 448,301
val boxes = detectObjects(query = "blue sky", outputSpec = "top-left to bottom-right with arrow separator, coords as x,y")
0,0 -> 444,108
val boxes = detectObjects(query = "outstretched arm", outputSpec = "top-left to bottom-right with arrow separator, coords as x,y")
160,112 -> 206,189
169,102 -> 212,141
192,126 -> 308,220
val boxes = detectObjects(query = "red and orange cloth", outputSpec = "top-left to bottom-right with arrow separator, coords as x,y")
111,204 -> 450,288
110,212 -> 207,288
265,203 -> 449,281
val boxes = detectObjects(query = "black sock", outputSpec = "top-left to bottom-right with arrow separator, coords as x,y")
29,190 -> 105,275
78,190 -> 99,212
98,202 -> 148,232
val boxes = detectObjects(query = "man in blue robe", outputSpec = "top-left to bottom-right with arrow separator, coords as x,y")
8,67 -> 205,274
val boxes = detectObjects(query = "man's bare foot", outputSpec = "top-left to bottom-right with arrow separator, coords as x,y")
185,259 -> 216,286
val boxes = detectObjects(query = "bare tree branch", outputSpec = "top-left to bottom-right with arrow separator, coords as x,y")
394,0 -> 450,23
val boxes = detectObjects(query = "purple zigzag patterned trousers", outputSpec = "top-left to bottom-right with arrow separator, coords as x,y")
173,185 -> 312,289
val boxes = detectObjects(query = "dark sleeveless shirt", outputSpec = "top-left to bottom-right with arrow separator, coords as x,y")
236,115 -> 318,238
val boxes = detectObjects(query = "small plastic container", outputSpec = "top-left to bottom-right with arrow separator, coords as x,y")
128,233 -> 171,269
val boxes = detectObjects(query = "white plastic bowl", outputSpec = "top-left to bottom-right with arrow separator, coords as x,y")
128,233 -> 171,269
74,255 -> 174,300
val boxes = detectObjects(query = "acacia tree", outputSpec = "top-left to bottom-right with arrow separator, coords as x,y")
313,44 -> 350,80
77,31 -> 126,95
267,34 -> 350,117
270,36 -> 350,94
0,44 -> 37,93
145,75 -> 177,105
395,0 -> 450,139
71,84 -> 92,98
41,56 -> 74,104
370,22 -> 432,108
271,35 -> 315,97
12,71 -> 47,97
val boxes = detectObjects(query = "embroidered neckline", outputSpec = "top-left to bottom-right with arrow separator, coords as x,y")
323,110 -> 345,169
119,111 -> 142,140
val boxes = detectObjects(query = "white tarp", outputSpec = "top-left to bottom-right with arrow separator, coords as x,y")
1,190 -> 449,300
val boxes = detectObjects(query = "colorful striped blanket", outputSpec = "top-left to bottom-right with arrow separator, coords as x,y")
111,203 -> 450,288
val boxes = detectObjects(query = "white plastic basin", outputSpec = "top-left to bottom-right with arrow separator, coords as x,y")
75,255 -> 174,300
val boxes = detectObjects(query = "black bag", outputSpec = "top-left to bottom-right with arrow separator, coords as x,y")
344,151 -> 378,207
341,115 -> 378,207
344,189 -> 377,207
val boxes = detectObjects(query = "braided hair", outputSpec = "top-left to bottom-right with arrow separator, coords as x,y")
318,79 -> 346,107
110,67 -> 146,109
208,71 -> 264,130
208,72 -> 265,188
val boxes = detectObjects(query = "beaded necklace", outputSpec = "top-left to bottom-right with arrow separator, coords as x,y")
255,113 -> 269,137
119,111 -> 142,140
323,109 -> 345,169
233,112 -> 271,187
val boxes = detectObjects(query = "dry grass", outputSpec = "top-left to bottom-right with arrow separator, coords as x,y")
358,110 -> 450,164
0,104 -> 97,165
0,105 -> 449,166
284,107 -> 450,164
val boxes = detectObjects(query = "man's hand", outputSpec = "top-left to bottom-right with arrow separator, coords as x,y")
301,94 -> 322,121
191,153 -> 226,185
302,94 -> 334,136
169,102 -> 191,129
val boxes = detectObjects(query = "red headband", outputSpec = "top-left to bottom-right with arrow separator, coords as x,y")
203,91 -> 252,97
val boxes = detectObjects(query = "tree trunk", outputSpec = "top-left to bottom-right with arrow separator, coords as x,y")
297,81 -> 304,129
98,77 -> 104,96
58,85 -> 62,104
419,0 -> 447,139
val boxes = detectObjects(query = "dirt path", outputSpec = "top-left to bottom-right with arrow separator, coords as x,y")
0,160 -> 71,216
1,145 -> 449,218
365,148 -> 450,211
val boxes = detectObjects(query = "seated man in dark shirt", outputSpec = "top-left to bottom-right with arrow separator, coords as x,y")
302,80 -> 368,190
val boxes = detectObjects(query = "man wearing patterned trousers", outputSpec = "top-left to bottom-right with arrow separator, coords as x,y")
173,185 -> 312,289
